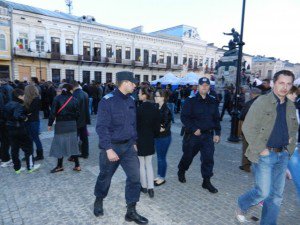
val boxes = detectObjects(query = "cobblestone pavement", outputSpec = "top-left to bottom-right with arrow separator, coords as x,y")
0,114 -> 299,225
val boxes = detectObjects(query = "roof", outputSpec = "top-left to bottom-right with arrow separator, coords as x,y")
253,56 -> 276,62
150,25 -> 200,39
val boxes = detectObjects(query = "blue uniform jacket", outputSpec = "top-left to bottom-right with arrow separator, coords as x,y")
181,93 -> 221,136
96,89 -> 137,151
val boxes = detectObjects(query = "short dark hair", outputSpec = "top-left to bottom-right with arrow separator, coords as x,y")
71,80 -> 79,87
61,83 -> 73,94
273,70 -> 295,83
31,77 -> 39,84
155,89 -> 169,103
12,88 -> 24,99
140,86 -> 153,100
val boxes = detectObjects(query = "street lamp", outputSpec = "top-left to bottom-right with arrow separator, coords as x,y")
28,40 -> 50,81
228,0 -> 247,142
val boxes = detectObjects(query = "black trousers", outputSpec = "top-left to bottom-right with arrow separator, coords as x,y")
8,127 -> 34,171
77,126 -> 89,157
0,124 -> 10,162
94,143 -> 140,204
92,98 -> 99,115
178,133 -> 215,179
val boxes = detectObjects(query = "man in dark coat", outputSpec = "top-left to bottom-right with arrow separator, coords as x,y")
72,81 -> 91,158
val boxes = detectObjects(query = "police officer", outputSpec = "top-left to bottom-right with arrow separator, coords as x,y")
177,77 -> 221,193
93,71 -> 148,225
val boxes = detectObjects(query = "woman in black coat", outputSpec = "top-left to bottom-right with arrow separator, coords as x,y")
137,87 -> 160,198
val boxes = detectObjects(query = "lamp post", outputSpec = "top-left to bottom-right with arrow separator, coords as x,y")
28,40 -> 50,81
228,0 -> 247,142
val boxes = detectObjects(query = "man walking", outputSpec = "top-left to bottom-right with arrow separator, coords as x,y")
177,77 -> 221,193
236,70 -> 298,224
93,71 -> 148,224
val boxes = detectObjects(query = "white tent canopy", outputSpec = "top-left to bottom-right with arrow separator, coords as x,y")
150,72 -> 181,85
294,77 -> 300,86
179,72 -> 201,85
254,78 -> 263,86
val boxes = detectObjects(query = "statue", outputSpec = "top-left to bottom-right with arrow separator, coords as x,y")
222,28 -> 240,56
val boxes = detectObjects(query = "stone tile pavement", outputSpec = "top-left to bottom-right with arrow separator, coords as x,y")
0,114 -> 299,225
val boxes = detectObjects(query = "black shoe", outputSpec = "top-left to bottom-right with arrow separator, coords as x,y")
239,166 -> 245,171
125,203 -> 148,224
34,155 -> 44,161
202,178 -> 218,193
178,170 -> 186,183
78,154 -> 88,159
140,187 -> 147,194
21,157 -> 26,161
148,189 -> 154,198
94,197 -> 104,217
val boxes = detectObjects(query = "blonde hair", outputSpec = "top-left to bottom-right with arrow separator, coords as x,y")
24,85 -> 39,109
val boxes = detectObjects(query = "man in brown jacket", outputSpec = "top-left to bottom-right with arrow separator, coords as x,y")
236,70 -> 298,224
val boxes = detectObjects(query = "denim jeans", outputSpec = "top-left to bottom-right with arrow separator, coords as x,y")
26,121 -> 43,154
166,103 -> 175,123
89,97 -> 93,115
155,135 -> 171,179
288,147 -> 300,199
238,150 -> 289,225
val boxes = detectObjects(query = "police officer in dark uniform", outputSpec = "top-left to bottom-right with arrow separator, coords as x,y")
177,77 -> 221,193
93,71 -> 148,224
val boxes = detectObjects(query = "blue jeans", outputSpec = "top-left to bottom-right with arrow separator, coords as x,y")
166,103 -> 175,122
288,147 -> 300,199
238,150 -> 289,225
26,121 -> 43,153
155,135 -> 171,179
89,98 -> 93,115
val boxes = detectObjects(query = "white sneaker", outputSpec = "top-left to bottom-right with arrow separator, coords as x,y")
1,160 -> 13,168
235,208 -> 249,223
28,164 -> 41,173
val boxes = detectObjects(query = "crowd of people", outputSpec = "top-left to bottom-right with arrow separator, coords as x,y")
0,70 -> 299,225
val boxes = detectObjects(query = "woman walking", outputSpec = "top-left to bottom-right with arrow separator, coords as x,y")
137,87 -> 160,198
48,83 -> 81,173
154,89 -> 172,186
24,85 -> 44,161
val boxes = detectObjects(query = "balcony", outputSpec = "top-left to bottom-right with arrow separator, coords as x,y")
92,55 -> 101,62
61,54 -> 78,61
14,48 -> 50,59
51,52 -> 61,60
116,58 -> 122,64
166,63 -> 171,69
172,64 -> 183,70
83,55 -> 91,61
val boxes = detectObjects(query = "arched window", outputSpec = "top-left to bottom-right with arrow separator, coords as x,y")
0,34 -> 6,50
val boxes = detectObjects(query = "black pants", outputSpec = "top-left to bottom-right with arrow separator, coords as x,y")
220,104 -> 232,119
78,126 -> 89,157
178,133 -> 215,179
94,143 -> 140,204
176,99 -> 181,113
0,124 -> 10,162
92,98 -> 99,115
8,127 -> 34,171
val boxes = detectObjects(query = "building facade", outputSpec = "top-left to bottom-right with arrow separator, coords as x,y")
3,1 -> 226,84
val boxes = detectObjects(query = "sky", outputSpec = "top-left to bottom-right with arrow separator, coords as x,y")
9,0 -> 300,63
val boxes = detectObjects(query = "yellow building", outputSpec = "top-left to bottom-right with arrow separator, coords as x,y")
0,5 -> 11,80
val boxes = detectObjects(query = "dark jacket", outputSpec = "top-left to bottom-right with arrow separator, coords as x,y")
239,96 -> 259,121
157,103 -> 172,138
73,88 -> 91,128
4,97 -> 28,128
26,97 -> 41,122
48,93 -> 79,126
137,101 -> 160,156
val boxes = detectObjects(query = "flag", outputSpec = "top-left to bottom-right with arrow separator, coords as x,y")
16,39 -> 23,49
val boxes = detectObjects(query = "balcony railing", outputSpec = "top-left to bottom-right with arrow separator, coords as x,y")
51,52 -> 61,60
61,54 -> 78,61
83,55 -> 91,61
14,48 -> 50,59
92,55 -> 101,62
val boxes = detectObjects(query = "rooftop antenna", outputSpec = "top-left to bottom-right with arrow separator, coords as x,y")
65,0 -> 73,14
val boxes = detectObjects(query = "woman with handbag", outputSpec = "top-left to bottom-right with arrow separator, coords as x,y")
48,83 -> 81,173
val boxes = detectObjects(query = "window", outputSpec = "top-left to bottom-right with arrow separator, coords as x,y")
267,70 -> 273,79
106,44 -> 113,58
52,69 -> 60,84
135,48 -> 141,61
83,71 -> 90,84
94,71 -> 102,83
0,34 -> 5,50
159,75 -> 164,79
183,55 -> 187,65
166,53 -> 171,66
199,56 -> 203,66
116,46 -> 122,63
194,58 -> 198,68
0,65 -> 9,79
210,58 -> 214,68
51,37 -> 60,53
205,57 -> 209,65
159,52 -> 164,64
151,75 -> 156,81
174,55 -> 178,65
125,47 -> 131,60
83,42 -> 91,60
17,33 -> 28,50
65,69 -> 74,83
188,57 -> 193,68
66,39 -> 73,55
94,43 -> 101,60
106,73 -> 112,82
152,51 -> 157,63
135,74 -> 140,82
143,75 -> 149,82
36,36 -> 44,52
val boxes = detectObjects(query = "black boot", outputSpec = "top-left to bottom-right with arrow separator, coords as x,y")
148,189 -> 154,198
125,203 -> 148,224
177,170 -> 186,183
94,197 -> 104,217
202,178 -> 218,193
140,187 -> 147,194
34,150 -> 44,161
